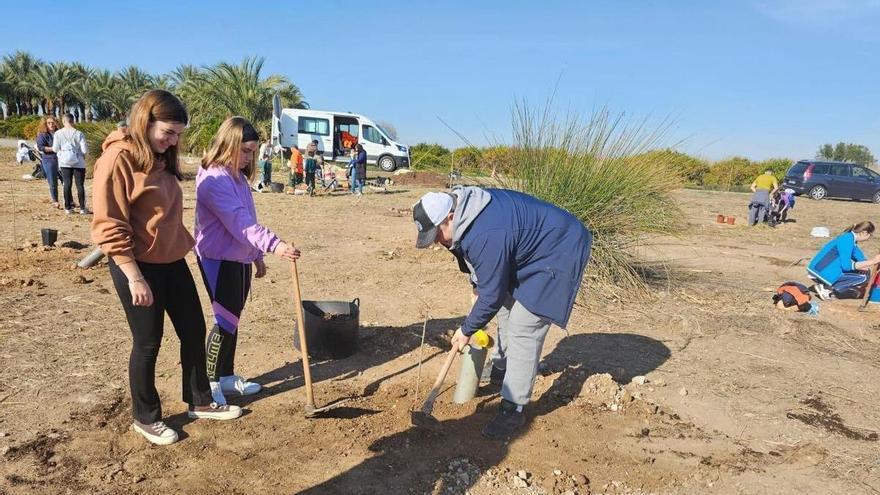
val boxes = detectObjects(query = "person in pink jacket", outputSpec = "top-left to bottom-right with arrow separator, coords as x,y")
195,116 -> 301,405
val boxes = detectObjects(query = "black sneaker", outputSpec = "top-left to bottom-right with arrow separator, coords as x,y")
482,399 -> 525,440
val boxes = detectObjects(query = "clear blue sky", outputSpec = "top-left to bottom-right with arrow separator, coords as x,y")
3,0 -> 880,161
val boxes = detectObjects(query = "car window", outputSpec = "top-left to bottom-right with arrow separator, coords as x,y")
362,125 -> 383,144
830,164 -> 851,177
788,163 -> 807,175
852,167 -> 873,179
298,117 -> 330,136
813,164 -> 830,175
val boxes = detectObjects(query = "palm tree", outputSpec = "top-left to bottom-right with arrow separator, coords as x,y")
2,51 -> 41,115
72,70 -> 107,122
104,77 -> 137,119
117,65 -> 153,99
191,56 -> 308,124
152,74 -> 174,91
90,69 -> 116,119
30,62 -> 76,116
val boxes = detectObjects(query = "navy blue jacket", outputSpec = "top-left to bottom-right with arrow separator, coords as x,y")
458,189 -> 591,334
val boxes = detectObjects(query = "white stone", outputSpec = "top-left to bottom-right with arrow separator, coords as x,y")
679,387 -> 689,397
631,375 -> 647,385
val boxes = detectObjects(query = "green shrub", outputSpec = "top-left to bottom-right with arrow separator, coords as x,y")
410,143 -> 450,171
499,103 -> 683,297
453,146 -> 481,174
79,121 -> 117,176
0,116 -> 40,139
635,149 -> 710,186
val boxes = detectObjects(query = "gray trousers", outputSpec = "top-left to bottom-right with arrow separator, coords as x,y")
489,295 -> 552,406
748,189 -> 770,226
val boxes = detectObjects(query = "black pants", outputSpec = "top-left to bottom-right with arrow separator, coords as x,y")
196,258 -> 252,381
59,167 -> 85,211
109,258 -> 213,424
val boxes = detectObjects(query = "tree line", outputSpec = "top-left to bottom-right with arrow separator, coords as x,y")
0,50 -> 307,150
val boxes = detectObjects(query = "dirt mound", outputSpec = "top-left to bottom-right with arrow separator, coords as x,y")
391,171 -> 447,188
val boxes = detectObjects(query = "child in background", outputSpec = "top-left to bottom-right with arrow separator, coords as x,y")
287,145 -> 303,194
304,148 -> 318,196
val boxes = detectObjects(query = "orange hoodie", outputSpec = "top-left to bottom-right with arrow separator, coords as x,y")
90,133 -> 194,265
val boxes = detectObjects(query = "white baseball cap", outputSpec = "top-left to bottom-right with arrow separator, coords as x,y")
413,192 -> 454,248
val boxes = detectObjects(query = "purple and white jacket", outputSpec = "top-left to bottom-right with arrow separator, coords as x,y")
194,165 -> 280,264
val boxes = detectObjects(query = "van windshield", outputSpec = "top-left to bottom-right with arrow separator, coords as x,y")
376,125 -> 394,141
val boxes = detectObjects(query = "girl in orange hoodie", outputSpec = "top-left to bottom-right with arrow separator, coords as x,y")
91,90 -> 242,446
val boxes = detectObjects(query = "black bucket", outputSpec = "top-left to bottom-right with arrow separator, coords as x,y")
294,298 -> 360,359
41,228 -> 58,246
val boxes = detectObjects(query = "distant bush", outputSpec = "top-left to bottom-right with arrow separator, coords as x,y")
410,143 -> 450,171
701,156 -> 794,190
0,116 -> 40,139
634,149 -> 710,186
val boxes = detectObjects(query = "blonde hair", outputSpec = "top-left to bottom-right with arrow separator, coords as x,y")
201,116 -> 260,180
128,89 -> 188,179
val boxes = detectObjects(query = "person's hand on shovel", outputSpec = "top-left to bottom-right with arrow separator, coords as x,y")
273,241 -> 301,262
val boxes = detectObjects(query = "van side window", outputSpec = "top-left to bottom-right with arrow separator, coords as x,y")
298,117 -> 330,136
830,164 -> 850,177
362,125 -> 383,144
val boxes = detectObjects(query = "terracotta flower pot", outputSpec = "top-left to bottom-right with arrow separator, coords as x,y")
726,216 -> 736,225
716,214 -> 726,224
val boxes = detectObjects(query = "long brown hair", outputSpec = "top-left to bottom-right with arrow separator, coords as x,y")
128,89 -> 188,179
201,116 -> 260,180
844,221 -> 875,235
36,115 -> 58,135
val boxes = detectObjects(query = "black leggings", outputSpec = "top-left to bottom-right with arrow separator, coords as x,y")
109,258 -> 213,424
60,167 -> 85,211
197,258 -> 252,381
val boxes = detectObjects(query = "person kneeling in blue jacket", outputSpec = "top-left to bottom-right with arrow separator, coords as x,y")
413,186 -> 592,439
807,221 -> 880,300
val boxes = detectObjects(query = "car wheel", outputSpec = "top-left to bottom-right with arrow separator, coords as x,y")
873,191 -> 880,204
809,185 -> 827,200
378,155 -> 396,172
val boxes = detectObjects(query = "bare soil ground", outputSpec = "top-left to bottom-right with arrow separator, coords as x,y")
1,151 -> 878,494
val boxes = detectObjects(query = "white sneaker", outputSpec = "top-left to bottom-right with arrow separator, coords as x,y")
187,402 -> 242,420
209,381 -> 227,405
219,375 -> 262,396
132,421 -> 178,445
814,284 -> 832,301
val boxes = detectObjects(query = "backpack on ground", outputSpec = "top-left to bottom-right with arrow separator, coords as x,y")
772,282 -> 812,312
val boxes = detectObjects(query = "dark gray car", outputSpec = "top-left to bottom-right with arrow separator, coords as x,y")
782,160 -> 880,203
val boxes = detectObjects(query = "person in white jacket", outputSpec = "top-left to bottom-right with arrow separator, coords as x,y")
52,113 -> 89,214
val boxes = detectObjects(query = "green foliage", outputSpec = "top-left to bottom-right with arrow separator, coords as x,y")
700,156 -> 793,190
452,146 -> 481,174
498,103 -> 683,298
635,149 -> 710,186
817,142 -> 875,165
79,121 -> 116,173
0,115 -> 39,138
410,143 -> 450,171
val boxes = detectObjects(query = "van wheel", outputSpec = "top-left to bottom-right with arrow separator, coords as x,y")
809,185 -> 827,200
378,155 -> 396,172
873,191 -> 880,204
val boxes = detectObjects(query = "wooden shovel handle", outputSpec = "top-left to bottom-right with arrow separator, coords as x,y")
291,258 -> 315,408
423,345 -> 459,405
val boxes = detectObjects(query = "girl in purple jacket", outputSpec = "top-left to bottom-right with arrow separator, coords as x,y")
195,117 -> 301,405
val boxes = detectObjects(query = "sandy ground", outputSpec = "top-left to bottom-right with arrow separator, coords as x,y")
0,151 -> 878,494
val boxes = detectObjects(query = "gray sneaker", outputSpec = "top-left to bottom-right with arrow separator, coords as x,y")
132,420 -> 178,445
187,402 -> 242,420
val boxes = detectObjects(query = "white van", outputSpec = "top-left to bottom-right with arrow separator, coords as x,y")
271,95 -> 410,171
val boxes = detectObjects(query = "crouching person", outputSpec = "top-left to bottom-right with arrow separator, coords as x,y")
195,117 -> 301,405
412,186 -> 592,439
807,221 -> 880,300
